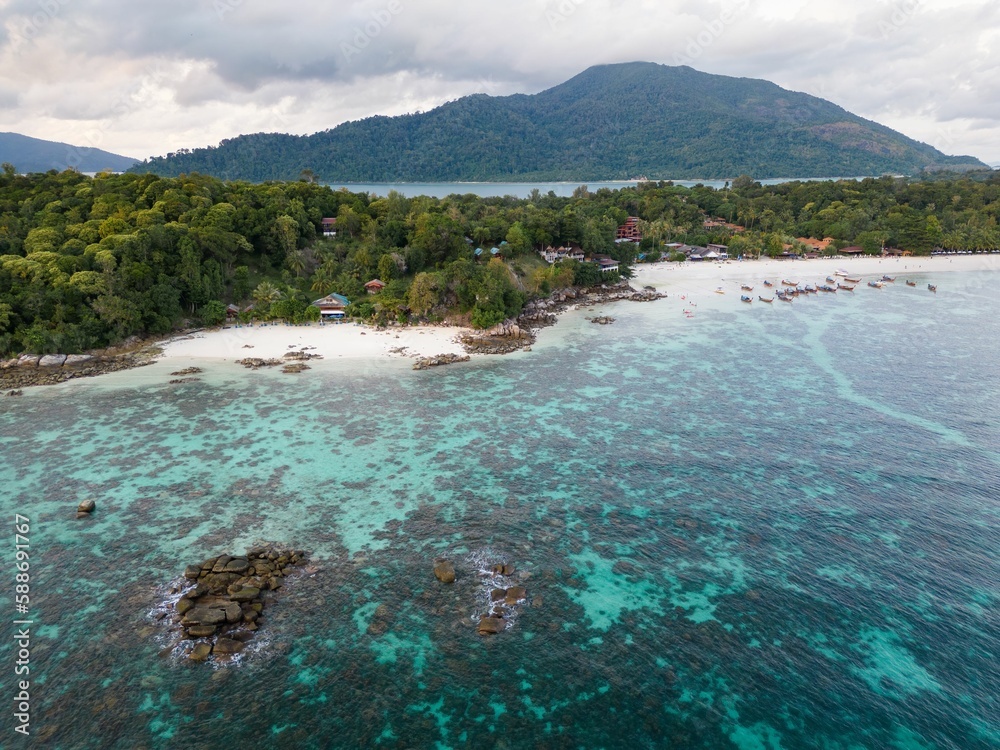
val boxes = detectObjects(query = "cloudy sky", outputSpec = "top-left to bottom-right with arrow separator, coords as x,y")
2,0 -> 999,165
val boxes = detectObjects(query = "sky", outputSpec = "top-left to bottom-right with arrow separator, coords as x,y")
2,0 -> 999,166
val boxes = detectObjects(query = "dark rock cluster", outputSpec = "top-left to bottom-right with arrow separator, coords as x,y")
0,346 -> 160,388
412,353 -> 471,370
158,545 -> 308,662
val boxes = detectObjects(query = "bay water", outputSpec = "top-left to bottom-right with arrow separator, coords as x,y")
1,271 -> 997,748
323,177 -> 871,199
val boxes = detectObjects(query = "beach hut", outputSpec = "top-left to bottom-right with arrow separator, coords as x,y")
365,279 -> 386,294
312,293 -> 350,319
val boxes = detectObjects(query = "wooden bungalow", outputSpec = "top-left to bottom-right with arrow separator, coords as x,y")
312,293 -> 350,319
364,279 -> 386,294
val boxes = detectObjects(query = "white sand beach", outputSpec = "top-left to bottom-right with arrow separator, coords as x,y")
161,320 -> 471,365
631,253 -> 999,298
154,254 -> 997,370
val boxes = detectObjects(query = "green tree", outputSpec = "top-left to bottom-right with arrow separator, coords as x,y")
199,300 -> 227,326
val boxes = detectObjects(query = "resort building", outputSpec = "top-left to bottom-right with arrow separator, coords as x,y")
540,245 -> 585,264
587,255 -> 620,273
615,217 -> 642,242
364,279 -> 386,294
312,293 -> 350,319
321,218 -> 337,236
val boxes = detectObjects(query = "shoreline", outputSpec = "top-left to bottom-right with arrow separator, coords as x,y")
630,253 -> 997,298
3,254 -> 996,390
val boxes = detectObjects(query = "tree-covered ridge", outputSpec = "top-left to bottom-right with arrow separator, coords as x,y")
1,132 -> 138,174
2,166 -> 1000,357
132,62 -> 987,182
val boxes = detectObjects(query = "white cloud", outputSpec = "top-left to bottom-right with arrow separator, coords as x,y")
1,0 -> 997,163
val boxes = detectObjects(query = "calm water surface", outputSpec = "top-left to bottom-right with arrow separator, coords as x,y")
1,271 -> 997,749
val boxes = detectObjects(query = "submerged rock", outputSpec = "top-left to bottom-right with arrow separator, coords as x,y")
77,499 -> 96,514
434,560 -> 456,583
478,616 -> 506,635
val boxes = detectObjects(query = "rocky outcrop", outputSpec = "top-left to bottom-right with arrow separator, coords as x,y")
281,363 -> 311,374
282,350 -> 323,361
235,358 -> 282,369
589,316 -> 615,325
169,367 -> 203,376
412,353 -> 470,370
458,282 -> 665,357
474,557 -> 529,637
155,545 -> 309,663
77,499 -> 95,518
0,345 -> 159,389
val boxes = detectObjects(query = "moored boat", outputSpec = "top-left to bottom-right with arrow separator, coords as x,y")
905,280 -> 916,286
837,284 -> 855,291
928,284 -> 937,292
868,281 -> 884,288
845,276 -> 862,283
741,295 -> 752,303
781,279 -> 797,286
881,275 -> 895,282
758,296 -> 773,303
741,284 -> 753,291
763,280 -> 773,287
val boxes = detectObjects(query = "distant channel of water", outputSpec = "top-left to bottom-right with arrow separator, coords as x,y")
325,177 -> 874,198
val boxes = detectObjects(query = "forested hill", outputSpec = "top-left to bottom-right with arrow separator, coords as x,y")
133,62 -> 986,182
1,132 -> 137,174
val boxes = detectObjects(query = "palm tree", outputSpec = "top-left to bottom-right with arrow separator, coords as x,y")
252,280 -> 283,305
285,249 -> 306,278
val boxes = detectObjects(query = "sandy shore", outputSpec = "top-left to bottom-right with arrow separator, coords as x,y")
155,254 -> 997,368
631,253 -> 999,298
161,320 -> 471,365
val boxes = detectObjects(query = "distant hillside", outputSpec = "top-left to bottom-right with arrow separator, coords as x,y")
133,62 -> 987,182
1,132 -> 137,174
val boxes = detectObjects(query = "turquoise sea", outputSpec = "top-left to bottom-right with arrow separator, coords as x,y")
1,271 -> 998,749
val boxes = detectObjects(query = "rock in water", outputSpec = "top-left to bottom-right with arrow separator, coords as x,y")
213,638 -> 244,655
433,560 -> 456,583
77,499 -> 96,514
478,616 -> 506,636
189,642 -> 213,661
505,586 -> 527,605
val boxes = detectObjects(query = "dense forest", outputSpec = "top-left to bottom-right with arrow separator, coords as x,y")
133,63 -> 986,182
1,164 -> 999,357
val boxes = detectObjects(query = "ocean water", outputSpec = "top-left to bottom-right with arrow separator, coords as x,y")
1,272 -> 998,749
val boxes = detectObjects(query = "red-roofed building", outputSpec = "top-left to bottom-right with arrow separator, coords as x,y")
364,279 -> 386,294
616,217 -> 642,242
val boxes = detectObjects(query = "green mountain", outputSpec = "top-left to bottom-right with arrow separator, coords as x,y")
132,62 -> 987,182
1,132 -> 137,174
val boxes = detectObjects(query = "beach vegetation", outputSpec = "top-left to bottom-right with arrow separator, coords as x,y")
1,168 -> 1000,354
